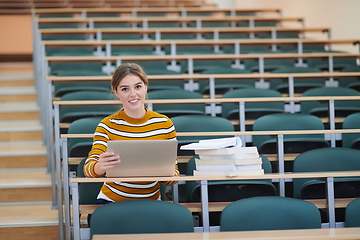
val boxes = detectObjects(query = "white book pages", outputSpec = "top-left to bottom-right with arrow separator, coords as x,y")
180,137 -> 242,150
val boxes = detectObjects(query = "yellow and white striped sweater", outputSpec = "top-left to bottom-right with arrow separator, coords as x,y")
84,109 -> 178,202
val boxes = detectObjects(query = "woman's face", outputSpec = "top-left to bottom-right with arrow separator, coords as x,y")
113,74 -> 148,118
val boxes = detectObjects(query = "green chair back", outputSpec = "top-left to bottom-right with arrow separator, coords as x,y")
252,113 -> 330,154
342,112 -> 360,149
186,155 -> 276,203
198,67 -> 254,95
221,88 -> 284,121
46,47 -> 94,56
271,66 -> 324,94
345,198 -> 360,227
59,90 -> 118,123
171,115 -> 235,156
292,147 -> 360,199
90,199 -> 194,237
77,158 -> 103,205
67,117 -> 104,157
50,62 -> 104,75
148,89 -> 206,118
220,196 -> 321,231
301,87 -> 360,118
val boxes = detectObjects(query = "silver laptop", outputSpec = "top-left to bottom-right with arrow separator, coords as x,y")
106,139 -> 178,177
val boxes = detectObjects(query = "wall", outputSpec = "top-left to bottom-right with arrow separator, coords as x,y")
0,15 -> 33,57
212,0 -> 360,53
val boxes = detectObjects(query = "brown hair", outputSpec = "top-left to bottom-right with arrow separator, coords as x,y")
111,63 -> 148,91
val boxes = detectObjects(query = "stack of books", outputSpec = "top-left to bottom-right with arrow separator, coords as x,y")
180,137 -> 264,177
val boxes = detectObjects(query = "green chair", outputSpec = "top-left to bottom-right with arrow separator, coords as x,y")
188,21 -> 230,28
160,33 -> 197,40
282,43 -> 326,53
203,32 -> 250,40
59,90 -> 118,124
90,199 -> 194,238
50,62 -> 105,76
171,115 -> 235,156
220,196 -> 321,231
271,66 -> 325,94
129,61 -> 180,76
54,81 -> 111,98
185,155 -> 276,226
342,112 -> 360,149
306,55 -> 357,72
102,33 -> 143,40
221,88 -> 285,130
236,20 -> 277,28
345,198 -> 360,227
148,89 -> 206,118
93,22 -> 131,28
77,158 -> 103,205
67,117 -> 104,158
222,44 -> 273,55
42,34 -> 87,41
249,54 -> 297,73
148,22 -> 180,28
301,87 -> 360,118
292,147 -> 360,221
181,60 -> 235,74
172,46 -> 217,56
187,155 -> 276,202
256,32 -> 299,39
39,23 -> 79,29
136,13 -> 166,17
87,13 -> 120,18
198,67 -> 255,95
341,66 -> 360,91
111,46 -> 154,56
252,113 -> 330,154
46,46 -> 94,56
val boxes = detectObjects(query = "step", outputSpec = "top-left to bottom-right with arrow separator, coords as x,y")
0,70 -> 34,87
0,203 -> 59,240
0,102 -> 40,121
0,169 -> 52,203
0,120 -> 43,142
0,62 -> 33,72
0,86 -> 37,103
0,141 -> 47,169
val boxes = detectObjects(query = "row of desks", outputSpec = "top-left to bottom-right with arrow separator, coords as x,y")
93,227 -> 360,240
69,171 -> 360,240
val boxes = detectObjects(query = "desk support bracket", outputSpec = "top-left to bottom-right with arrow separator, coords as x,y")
200,180 -> 210,232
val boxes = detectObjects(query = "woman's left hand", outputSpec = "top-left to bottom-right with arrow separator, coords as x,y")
160,170 -> 180,186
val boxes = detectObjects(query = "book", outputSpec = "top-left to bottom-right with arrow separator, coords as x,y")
195,157 -> 262,166
195,163 -> 262,171
198,152 -> 259,160
195,146 -> 258,156
193,169 -> 264,177
180,137 -> 242,150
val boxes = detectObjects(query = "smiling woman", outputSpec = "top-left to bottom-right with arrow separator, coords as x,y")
83,63 -> 179,205
112,67 -> 148,119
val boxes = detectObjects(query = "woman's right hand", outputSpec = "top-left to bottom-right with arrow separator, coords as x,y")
95,152 -> 121,176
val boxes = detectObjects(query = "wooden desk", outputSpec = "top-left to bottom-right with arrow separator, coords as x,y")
92,228 -> 360,240
69,171 -> 360,240
36,16 -> 304,27
33,7 -> 281,17
38,27 -> 331,40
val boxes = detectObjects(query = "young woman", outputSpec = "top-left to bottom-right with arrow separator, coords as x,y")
84,63 -> 179,203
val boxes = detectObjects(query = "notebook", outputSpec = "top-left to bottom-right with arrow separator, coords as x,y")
105,139 -> 178,177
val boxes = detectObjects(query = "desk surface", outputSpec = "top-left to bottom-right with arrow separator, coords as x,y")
70,170 -> 360,183
93,227 -> 360,240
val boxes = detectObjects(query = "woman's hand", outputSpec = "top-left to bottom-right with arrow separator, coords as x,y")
161,170 -> 180,186
95,152 -> 121,176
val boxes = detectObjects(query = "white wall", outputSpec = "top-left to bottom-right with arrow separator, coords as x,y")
212,0 -> 360,53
